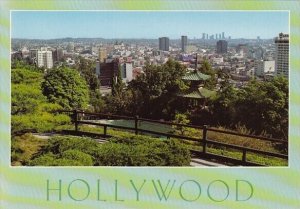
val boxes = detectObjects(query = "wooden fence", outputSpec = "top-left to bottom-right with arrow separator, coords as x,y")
58,110 -> 288,166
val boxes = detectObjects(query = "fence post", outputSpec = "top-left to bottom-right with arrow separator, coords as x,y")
242,149 -> 247,165
135,115 -> 139,135
104,125 -> 107,137
74,109 -> 78,132
202,125 -> 207,154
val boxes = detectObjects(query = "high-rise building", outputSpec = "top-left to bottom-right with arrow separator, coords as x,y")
99,48 -> 107,63
181,36 -> 188,52
159,37 -> 169,51
202,33 -> 206,39
255,60 -> 275,77
99,59 -> 119,86
216,40 -> 228,54
275,33 -> 289,78
37,49 -> 53,69
222,32 -> 225,39
52,48 -> 63,62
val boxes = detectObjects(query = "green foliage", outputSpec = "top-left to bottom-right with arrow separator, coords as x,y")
11,59 -> 42,72
61,149 -> 93,166
45,136 -> 101,156
172,113 -> 190,135
12,111 -> 70,134
95,135 -> 190,166
11,68 -> 43,84
89,90 -> 106,113
26,134 -> 190,166
11,133 -> 47,166
11,68 -> 71,134
29,153 -> 85,166
76,57 -> 100,91
128,59 -> 188,118
42,67 -> 89,110
11,83 -> 46,115
199,60 -> 217,90
212,76 -> 288,140
112,65 -> 124,96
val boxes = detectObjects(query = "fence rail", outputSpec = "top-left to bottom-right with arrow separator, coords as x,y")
57,110 -> 288,166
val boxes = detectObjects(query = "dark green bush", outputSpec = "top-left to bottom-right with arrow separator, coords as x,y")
45,136 -> 101,156
28,135 -> 190,166
95,135 -> 191,166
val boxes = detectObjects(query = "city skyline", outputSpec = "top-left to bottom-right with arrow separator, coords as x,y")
12,11 -> 289,39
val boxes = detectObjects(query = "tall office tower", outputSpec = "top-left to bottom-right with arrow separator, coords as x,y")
275,33 -> 289,78
206,34 -> 208,39
37,49 -> 53,69
181,35 -> 188,52
159,37 -> 170,51
215,34 -> 218,39
99,48 -> 107,63
219,34 -> 221,39
202,33 -> 206,39
216,40 -> 228,54
222,32 -> 225,39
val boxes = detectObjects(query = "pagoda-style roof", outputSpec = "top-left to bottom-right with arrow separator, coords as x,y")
178,87 -> 216,99
182,70 -> 211,81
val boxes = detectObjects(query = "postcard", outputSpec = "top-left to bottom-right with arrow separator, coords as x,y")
1,1 -> 300,208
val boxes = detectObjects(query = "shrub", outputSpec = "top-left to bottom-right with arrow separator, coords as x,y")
11,133 -> 47,165
45,136 -> 101,156
62,149 -> 93,166
29,153 -> 84,166
95,136 -> 190,166
27,135 -> 190,166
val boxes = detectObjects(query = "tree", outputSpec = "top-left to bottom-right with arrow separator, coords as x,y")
128,59 -> 187,118
42,67 -> 89,110
173,113 -> 190,135
76,57 -> 100,91
211,76 -> 288,140
199,60 -> 217,90
11,68 -> 70,134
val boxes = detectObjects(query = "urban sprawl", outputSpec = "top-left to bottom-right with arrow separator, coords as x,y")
11,32 -> 289,95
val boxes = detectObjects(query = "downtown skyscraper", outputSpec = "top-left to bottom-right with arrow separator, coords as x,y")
181,36 -> 187,53
216,40 -> 228,54
159,37 -> 169,51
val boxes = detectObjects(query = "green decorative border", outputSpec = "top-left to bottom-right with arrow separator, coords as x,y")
1,1 -> 300,208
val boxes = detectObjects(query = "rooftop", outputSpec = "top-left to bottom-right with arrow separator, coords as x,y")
182,70 -> 211,81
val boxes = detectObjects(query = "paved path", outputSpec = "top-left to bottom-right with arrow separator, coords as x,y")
190,158 -> 227,167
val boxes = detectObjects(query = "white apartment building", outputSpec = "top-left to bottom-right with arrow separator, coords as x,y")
255,60 -> 275,77
37,50 -> 53,69
275,33 -> 289,78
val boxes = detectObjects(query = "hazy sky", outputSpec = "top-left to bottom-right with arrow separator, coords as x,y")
11,11 -> 289,39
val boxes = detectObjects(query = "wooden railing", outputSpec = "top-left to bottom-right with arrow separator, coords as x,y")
57,110 -> 288,166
